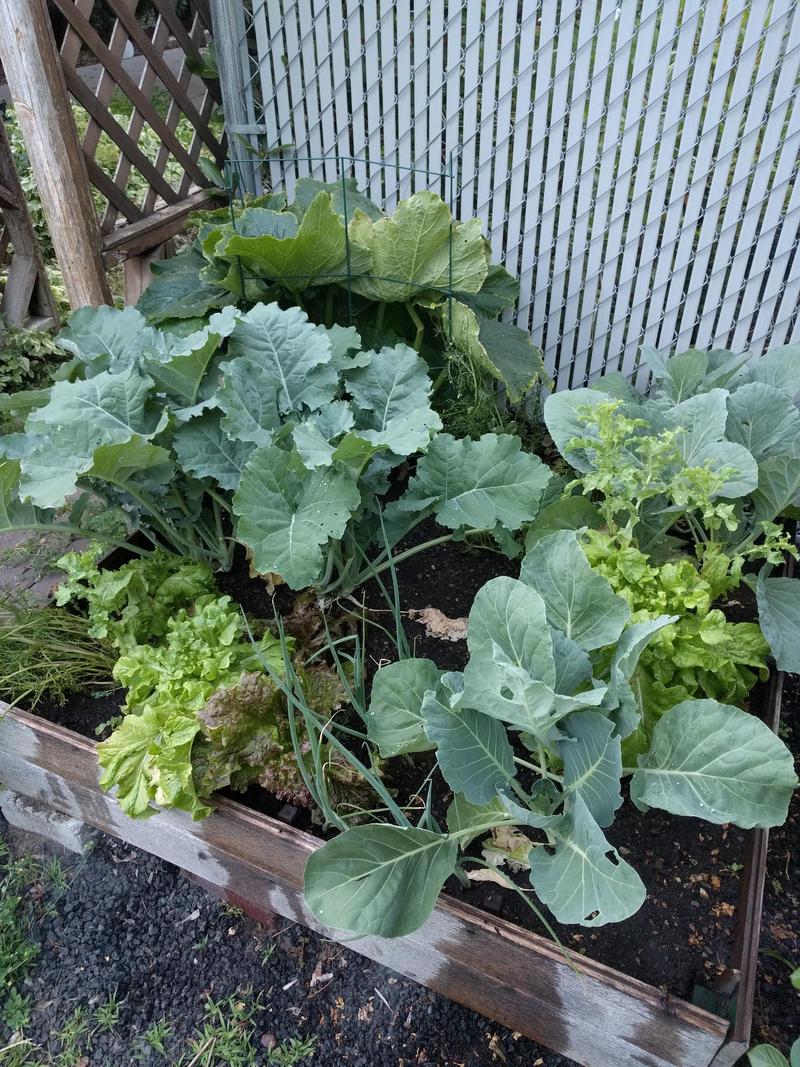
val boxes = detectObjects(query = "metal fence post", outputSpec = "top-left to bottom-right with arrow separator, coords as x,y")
210,0 -> 262,196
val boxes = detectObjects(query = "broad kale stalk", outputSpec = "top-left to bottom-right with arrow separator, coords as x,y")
542,343 -> 800,679
136,180 -> 547,405
303,530 -> 797,938
0,300 -> 551,591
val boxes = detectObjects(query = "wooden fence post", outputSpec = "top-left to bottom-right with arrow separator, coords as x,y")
0,0 -> 112,309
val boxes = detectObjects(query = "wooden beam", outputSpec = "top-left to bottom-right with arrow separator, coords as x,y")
101,189 -> 219,262
0,114 -> 60,325
0,0 -> 111,309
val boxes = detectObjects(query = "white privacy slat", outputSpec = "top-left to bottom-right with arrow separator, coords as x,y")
675,3 -> 793,350
590,0 -> 660,374
607,4 -> 704,378
559,0 -> 619,384
426,0 -> 446,190
541,0 -> 601,379
222,0 -> 800,384
457,2 -> 485,223
378,0 -> 398,206
656,0 -> 752,350
487,0 -> 518,263
620,0 -> 705,385
442,0 -> 465,210
516,0 -> 558,339
571,12 -> 642,373
531,0 -> 579,371
502,0 -> 538,285
361,0 -> 382,199
346,0 -> 367,188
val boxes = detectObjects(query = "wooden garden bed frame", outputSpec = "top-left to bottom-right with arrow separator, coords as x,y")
0,666 -> 783,1067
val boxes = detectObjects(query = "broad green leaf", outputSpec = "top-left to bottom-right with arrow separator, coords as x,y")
703,348 -> 753,390
748,343 -> 800,399
227,302 -> 338,414
756,569 -> 800,673
543,389 -> 608,472
292,421 -> 336,468
172,412 -> 251,491
87,437 -> 173,492
524,495 -> 603,549
519,530 -> 630,651
457,263 -> 519,316
365,658 -> 441,757
529,795 -> 646,926
304,824 -> 457,937
725,382 -> 800,460
422,679 -> 515,804
551,629 -> 593,695
658,349 -> 708,403
0,460 -> 51,531
216,357 -> 282,446
752,456 -> 800,522
346,344 -> 441,455
446,795 -> 513,847
465,576 -> 555,687
136,249 -> 234,323
496,788 -> 565,830
669,390 -> 729,464
442,300 -> 546,402
560,712 -> 622,828
21,368 -> 162,507
348,190 -> 489,302
321,324 -> 367,371
290,176 -> 382,221
215,192 -> 371,294
396,433 -> 552,532
57,305 -> 161,373
630,699 -> 797,828
98,706 -> 163,818
746,1045 -> 790,1067
233,445 -> 361,588
692,440 -> 759,498
145,306 -> 240,405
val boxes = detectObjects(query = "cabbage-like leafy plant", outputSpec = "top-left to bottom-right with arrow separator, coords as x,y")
135,180 -> 547,405
0,301 -> 551,591
303,530 -> 797,938
542,343 -> 800,674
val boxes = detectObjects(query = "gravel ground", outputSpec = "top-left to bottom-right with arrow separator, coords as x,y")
11,824 -> 570,1067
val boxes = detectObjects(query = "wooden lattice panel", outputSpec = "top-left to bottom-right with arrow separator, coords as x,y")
49,0 -> 225,237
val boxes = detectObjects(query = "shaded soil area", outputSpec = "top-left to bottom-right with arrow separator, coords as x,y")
6,824 -> 568,1067
27,521 -> 798,1038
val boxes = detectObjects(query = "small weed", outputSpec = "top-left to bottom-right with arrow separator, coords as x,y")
178,989 -> 263,1067
1,987 -> 32,1032
192,934 -> 210,952
260,942 -> 277,967
93,990 -> 122,1032
0,1036 -> 45,1066
268,1035 -> 317,1066
140,1016 -> 172,1058
51,1005 -> 90,1067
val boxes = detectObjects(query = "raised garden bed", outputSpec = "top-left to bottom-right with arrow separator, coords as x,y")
0,681 -> 782,1067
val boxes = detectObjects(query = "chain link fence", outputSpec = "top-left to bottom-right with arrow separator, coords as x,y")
210,0 -> 800,387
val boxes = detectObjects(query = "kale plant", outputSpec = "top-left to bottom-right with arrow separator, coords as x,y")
0,300 -> 551,591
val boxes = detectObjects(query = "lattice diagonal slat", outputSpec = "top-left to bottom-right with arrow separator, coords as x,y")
48,0 -> 225,233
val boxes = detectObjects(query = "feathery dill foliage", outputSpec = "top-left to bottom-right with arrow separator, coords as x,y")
0,593 -> 116,709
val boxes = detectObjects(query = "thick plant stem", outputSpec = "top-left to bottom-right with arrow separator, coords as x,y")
406,301 -> 425,350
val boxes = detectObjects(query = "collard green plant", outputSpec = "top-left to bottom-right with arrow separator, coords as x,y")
135,180 -> 547,407
303,530 -> 797,938
542,343 -> 800,678
0,300 -> 550,592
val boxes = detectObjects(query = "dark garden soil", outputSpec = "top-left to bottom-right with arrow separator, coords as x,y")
30,521 -> 798,1027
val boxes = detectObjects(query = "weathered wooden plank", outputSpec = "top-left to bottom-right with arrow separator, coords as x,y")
0,706 -> 733,1067
0,0 -> 111,309
102,190 -> 218,261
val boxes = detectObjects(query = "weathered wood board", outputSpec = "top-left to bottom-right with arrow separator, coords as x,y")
0,705 -> 734,1067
